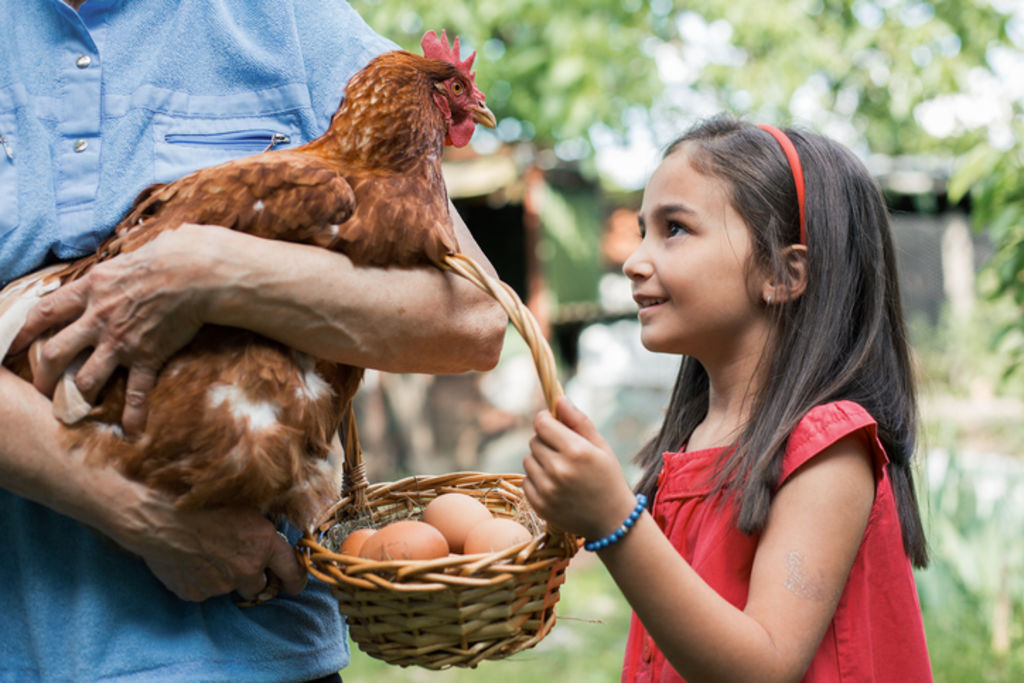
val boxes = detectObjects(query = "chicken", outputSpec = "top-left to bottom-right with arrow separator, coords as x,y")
0,30 -> 496,530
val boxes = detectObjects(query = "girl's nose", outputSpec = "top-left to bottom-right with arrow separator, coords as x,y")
623,242 -> 652,281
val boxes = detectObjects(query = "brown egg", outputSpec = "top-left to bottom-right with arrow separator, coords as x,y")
422,493 -> 493,553
338,528 -> 377,556
463,518 -> 533,554
358,520 -> 449,561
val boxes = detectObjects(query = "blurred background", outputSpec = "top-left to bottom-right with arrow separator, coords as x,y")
342,1 -> 1024,680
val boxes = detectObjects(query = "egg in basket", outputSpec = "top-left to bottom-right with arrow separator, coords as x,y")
298,253 -> 581,670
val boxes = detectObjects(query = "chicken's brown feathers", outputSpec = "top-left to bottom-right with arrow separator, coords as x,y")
1,32 -> 493,529
67,327 -> 351,527
116,154 -> 357,248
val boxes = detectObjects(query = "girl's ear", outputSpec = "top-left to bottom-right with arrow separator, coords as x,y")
761,244 -> 808,305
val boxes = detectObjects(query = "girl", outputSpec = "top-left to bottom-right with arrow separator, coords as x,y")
525,115 -> 932,681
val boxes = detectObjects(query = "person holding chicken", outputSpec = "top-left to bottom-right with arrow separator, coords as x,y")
525,116 -> 932,681
0,1 -> 504,681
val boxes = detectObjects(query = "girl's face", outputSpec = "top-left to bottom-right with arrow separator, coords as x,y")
624,147 -> 770,364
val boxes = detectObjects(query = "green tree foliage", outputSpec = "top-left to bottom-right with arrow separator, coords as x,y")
355,0 -> 1024,374
356,0 -> 669,146
948,132 -> 1024,379
667,0 -> 1011,154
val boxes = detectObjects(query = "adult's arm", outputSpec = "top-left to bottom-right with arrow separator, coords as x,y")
0,366 -> 307,602
14,206 -> 506,433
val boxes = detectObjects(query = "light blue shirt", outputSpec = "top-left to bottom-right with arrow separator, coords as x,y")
0,0 -> 394,286
0,1 -> 394,680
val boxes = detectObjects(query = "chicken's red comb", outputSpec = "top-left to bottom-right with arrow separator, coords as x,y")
421,30 -> 478,84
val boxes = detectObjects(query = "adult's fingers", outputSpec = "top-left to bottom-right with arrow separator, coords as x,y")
265,533 -> 308,595
72,343 -> 121,404
234,570 -> 271,602
121,364 -> 160,435
11,279 -> 88,354
31,320 -> 97,396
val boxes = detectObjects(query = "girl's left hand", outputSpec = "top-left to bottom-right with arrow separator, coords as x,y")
525,396 -> 638,540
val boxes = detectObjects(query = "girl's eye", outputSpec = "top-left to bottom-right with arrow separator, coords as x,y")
666,221 -> 687,237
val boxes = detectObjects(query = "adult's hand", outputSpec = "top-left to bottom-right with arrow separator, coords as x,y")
2,362 -> 307,603
106,485 -> 308,603
11,226 -> 214,435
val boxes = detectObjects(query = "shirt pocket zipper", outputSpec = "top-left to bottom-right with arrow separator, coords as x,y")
0,134 -> 12,161
163,129 -> 291,152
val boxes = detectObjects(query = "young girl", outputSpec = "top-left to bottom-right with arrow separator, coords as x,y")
525,115 -> 932,681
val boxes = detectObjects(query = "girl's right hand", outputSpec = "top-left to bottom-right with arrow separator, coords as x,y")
525,396 -> 637,541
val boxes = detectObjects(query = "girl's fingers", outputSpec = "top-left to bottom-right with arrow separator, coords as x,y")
520,464 -> 548,517
523,443 -> 556,509
554,396 -> 608,447
523,442 -> 547,485
533,409 -> 576,449
536,401 -> 613,462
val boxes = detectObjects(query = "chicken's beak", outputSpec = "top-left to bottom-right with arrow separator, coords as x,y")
471,103 -> 497,129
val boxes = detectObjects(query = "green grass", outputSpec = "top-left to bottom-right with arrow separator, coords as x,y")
922,597 -> 1024,682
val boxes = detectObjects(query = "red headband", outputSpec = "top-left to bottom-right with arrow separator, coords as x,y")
757,124 -> 806,246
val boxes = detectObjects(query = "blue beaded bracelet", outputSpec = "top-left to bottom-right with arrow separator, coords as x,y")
583,493 -> 647,551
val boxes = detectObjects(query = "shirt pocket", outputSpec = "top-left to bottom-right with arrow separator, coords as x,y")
152,114 -> 300,184
0,115 -> 18,239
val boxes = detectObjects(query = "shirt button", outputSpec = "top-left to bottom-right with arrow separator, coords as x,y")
75,55 -> 92,69
73,139 -> 88,153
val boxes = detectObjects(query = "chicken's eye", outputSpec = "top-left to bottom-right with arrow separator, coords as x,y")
451,82 -> 464,95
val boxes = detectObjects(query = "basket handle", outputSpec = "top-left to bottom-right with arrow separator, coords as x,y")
339,252 -> 565,509
441,253 -> 564,413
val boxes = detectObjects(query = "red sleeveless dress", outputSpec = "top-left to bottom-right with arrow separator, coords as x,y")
621,401 -> 932,681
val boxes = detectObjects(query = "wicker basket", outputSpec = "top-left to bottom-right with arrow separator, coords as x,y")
298,253 -> 581,670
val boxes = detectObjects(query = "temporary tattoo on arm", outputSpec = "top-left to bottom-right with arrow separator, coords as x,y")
783,551 -> 836,602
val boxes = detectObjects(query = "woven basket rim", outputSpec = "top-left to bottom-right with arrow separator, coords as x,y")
301,469 -> 579,589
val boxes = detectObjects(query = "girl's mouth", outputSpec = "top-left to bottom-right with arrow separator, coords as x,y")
634,296 -> 667,310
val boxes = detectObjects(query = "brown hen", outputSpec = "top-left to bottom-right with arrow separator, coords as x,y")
0,30 -> 496,530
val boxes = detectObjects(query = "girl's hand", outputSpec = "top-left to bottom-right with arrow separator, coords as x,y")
12,225 -> 215,435
524,396 -> 637,540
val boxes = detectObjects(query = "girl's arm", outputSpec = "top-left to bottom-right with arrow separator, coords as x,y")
526,397 -> 874,682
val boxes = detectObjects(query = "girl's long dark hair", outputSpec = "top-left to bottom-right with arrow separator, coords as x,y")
633,115 -> 928,567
